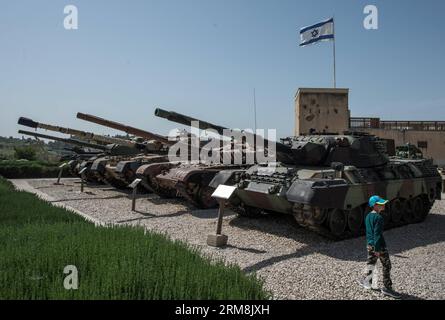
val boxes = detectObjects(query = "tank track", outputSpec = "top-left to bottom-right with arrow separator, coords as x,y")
291,194 -> 434,240
175,182 -> 218,209
232,194 -> 434,240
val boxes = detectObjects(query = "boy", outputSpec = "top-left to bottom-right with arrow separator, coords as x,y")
359,195 -> 401,299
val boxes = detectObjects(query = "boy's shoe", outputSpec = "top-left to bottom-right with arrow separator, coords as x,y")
381,287 -> 402,299
357,279 -> 372,290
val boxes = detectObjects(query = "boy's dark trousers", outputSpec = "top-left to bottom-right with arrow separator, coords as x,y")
366,245 -> 392,289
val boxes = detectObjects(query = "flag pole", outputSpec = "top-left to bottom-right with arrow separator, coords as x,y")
332,17 -> 336,88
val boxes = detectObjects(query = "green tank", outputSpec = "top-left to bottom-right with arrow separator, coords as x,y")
210,132 -> 442,239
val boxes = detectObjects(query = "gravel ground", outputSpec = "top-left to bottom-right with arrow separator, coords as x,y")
10,178 -> 445,300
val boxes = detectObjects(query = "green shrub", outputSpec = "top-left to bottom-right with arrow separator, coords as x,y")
0,178 -> 270,300
0,160 -> 71,179
14,146 -> 37,161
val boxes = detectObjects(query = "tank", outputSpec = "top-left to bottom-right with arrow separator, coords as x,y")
145,108 -> 264,208
76,112 -> 173,188
209,132 -> 443,239
18,117 -> 135,147
18,129 -> 105,179
17,117 -> 144,185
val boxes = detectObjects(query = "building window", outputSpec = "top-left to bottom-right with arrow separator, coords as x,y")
418,141 -> 428,148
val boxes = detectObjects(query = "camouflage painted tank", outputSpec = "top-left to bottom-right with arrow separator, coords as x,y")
210,132 -> 442,239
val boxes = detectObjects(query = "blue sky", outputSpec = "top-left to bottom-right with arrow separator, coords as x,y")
1,0 -> 444,139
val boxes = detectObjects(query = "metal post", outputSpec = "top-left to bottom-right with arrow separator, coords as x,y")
206,199 -> 228,247
56,167 -> 63,185
132,186 -> 137,212
215,200 -> 225,235
332,18 -> 337,88
54,163 -> 67,185
128,178 -> 142,213
81,178 -> 84,193
253,88 -> 257,133
206,185 -> 235,247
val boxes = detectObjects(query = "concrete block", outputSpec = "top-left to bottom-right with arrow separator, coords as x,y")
206,234 -> 228,247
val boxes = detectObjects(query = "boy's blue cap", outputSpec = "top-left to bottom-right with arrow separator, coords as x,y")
369,195 -> 388,208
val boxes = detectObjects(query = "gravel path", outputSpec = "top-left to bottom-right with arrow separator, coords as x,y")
10,178 -> 445,300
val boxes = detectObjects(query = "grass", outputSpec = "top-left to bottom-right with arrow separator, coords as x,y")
0,177 -> 269,300
0,160 -> 71,179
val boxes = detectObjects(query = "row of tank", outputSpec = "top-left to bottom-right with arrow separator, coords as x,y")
18,109 -> 443,239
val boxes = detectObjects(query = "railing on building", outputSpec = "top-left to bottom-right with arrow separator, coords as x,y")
350,117 -> 445,131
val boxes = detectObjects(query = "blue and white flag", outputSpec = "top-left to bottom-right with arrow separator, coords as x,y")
300,18 -> 334,47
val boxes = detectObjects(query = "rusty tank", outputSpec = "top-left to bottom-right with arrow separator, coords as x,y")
145,108 -> 271,208
209,132 -> 442,239
76,112 -> 174,188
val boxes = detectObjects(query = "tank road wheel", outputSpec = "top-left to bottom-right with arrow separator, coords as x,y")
401,199 -> 415,223
380,204 -> 391,227
428,188 -> 436,203
412,197 -> 425,223
347,207 -> 363,236
328,209 -> 347,238
312,208 -> 328,225
389,199 -> 403,224
196,186 -> 218,209
420,195 -> 432,221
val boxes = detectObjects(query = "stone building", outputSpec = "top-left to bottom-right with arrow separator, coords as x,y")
294,88 -> 445,166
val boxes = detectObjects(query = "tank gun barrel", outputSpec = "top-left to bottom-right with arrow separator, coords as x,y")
17,117 -> 134,147
76,112 -> 173,146
18,130 -> 107,151
63,147 -> 101,155
154,108 -> 292,160
154,108 -> 228,135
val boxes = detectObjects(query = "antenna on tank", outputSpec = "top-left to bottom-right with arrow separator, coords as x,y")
253,88 -> 257,133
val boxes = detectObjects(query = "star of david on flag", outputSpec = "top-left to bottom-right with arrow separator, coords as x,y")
300,18 -> 334,46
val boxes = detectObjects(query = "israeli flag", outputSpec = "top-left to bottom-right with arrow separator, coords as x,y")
300,18 -> 334,47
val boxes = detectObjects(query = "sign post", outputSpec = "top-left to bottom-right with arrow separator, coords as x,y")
78,167 -> 87,193
129,178 -> 142,212
54,163 -> 68,185
206,185 -> 236,247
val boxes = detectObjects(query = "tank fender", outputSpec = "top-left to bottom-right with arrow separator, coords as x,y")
286,179 -> 349,208
209,169 -> 245,189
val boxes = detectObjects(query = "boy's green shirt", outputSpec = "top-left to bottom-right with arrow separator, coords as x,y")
365,211 -> 386,251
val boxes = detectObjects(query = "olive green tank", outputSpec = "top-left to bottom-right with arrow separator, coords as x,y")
210,132 -> 442,239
